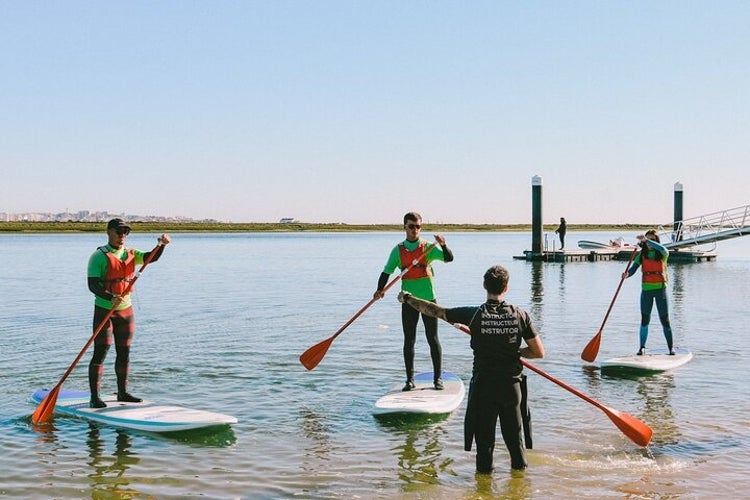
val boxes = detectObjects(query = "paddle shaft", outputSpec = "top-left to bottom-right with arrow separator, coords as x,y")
32,242 -> 163,424
331,243 -> 435,342
299,243 -> 436,370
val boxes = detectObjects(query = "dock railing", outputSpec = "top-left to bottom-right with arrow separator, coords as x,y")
658,204 -> 750,250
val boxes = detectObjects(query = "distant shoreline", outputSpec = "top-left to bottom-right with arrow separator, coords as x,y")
0,221 -> 654,233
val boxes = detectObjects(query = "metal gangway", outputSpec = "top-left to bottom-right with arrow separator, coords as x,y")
657,204 -> 750,250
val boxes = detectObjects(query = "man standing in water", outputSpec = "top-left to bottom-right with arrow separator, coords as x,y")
398,265 -> 544,473
373,212 -> 454,391
87,218 -> 171,408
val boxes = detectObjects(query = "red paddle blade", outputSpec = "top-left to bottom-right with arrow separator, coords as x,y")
299,336 -> 335,371
580,331 -> 602,362
604,406 -> 653,447
31,386 -> 60,425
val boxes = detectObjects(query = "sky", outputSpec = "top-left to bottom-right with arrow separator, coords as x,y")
2,1 -> 748,225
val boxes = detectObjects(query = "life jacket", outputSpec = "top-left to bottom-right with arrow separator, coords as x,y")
399,241 -> 432,281
99,246 -> 136,295
641,251 -> 667,284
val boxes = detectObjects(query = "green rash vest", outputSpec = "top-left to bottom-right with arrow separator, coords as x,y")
382,239 -> 447,301
87,245 -> 146,310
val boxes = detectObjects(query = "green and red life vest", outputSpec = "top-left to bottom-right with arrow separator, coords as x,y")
399,241 -> 432,281
100,246 -> 136,295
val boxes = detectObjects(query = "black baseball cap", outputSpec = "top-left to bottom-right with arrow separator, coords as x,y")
107,218 -> 131,231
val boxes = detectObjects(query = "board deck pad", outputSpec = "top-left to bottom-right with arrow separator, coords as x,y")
31,389 -> 237,432
373,371 -> 465,415
600,347 -> 693,373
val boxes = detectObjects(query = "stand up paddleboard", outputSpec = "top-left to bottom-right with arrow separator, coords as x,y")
601,347 -> 693,374
373,372 -> 465,416
31,389 -> 237,432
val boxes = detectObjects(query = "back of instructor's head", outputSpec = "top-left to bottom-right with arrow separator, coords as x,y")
483,265 -> 509,294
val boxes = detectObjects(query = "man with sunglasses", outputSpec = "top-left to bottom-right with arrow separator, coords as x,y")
373,212 -> 454,391
86,218 -> 171,408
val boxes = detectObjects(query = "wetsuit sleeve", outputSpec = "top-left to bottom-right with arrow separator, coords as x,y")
377,246 -> 401,290
142,244 -> 166,263
87,250 -> 113,301
440,244 -> 454,263
645,239 -> 668,258
627,253 -> 642,277
377,272 -> 389,291
88,277 -> 114,301
445,306 -> 479,328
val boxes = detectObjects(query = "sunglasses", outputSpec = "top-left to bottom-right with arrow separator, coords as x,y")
112,228 -> 130,235
406,224 -> 422,230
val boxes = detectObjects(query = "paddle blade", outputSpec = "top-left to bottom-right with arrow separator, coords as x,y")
604,406 -> 653,447
580,331 -> 602,362
299,336 -> 335,371
31,386 -> 60,425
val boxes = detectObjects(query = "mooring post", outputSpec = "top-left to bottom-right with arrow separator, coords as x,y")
674,182 -> 684,241
532,175 -> 543,255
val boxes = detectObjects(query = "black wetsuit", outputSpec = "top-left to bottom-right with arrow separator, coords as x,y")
446,300 -> 540,472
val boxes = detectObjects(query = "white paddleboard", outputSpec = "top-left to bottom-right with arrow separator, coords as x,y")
601,347 -> 693,373
373,371 -> 465,415
31,389 -> 237,432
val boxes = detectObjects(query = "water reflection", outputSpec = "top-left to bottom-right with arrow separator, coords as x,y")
86,423 -> 142,497
299,406 -> 332,473
29,417 -> 59,443
375,414 -> 454,488
670,264 -> 686,321
636,374 -> 680,448
528,262 -> 545,319
466,469 -> 532,500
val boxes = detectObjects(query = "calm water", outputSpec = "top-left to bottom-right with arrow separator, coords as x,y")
1,231 -> 749,499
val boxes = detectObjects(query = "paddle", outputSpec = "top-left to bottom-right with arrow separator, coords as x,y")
580,247 -> 639,362
300,243 -> 436,371
31,241 -> 164,425
449,322 -> 652,447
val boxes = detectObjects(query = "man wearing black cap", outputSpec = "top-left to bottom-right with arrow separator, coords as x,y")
86,218 -> 171,408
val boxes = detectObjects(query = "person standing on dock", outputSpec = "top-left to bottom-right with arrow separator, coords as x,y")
554,217 -> 567,249
87,218 -> 171,408
622,229 -> 675,355
373,212 -> 454,391
397,265 -> 545,473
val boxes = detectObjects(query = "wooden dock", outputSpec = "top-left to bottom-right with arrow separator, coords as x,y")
514,248 -> 717,263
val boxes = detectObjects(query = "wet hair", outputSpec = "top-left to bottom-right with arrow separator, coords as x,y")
403,212 -> 422,225
483,265 -> 509,295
